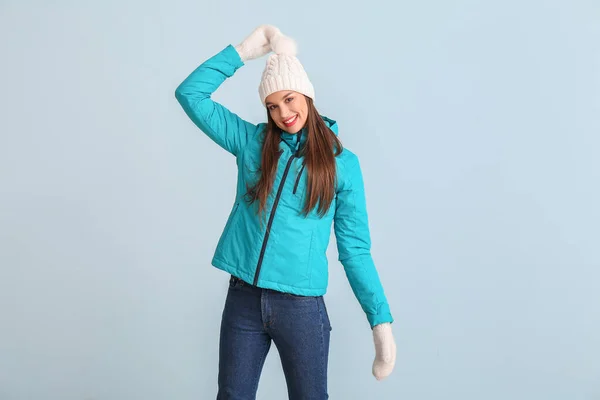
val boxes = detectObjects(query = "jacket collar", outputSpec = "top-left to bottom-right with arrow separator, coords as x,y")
279,115 -> 338,154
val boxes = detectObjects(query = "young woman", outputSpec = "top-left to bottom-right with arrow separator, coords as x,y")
175,25 -> 396,399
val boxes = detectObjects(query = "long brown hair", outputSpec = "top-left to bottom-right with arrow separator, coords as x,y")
245,96 -> 343,220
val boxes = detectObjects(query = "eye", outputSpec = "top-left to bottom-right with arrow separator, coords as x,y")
285,97 -> 294,103
268,105 -> 277,111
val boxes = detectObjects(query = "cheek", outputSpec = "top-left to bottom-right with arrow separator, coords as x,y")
300,107 -> 308,119
300,102 -> 308,116
273,116 -> 284,127
291,105 -> 303,116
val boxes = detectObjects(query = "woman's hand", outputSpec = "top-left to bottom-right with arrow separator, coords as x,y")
372,322 -> 396,380
235,24 -> 281,62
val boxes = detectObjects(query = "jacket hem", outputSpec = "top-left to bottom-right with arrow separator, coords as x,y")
211,256 -> 327,296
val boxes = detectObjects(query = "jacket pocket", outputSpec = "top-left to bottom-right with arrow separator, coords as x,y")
292,162 -> 306,196
290,162 -> 308,214
217,202 -> 241,253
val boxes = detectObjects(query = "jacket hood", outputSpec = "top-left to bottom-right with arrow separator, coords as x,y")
321,115 -> 339,135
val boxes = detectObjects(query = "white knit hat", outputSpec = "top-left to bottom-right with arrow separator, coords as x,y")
258,33 -> 315,106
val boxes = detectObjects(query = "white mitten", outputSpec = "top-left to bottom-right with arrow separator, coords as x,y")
372,322 -> 396,380
234,24 -> 281,62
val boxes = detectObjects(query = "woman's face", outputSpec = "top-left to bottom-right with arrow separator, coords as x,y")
265,90 -> 308,134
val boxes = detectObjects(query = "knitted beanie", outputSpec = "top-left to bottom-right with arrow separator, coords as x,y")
258,33 -> 315,106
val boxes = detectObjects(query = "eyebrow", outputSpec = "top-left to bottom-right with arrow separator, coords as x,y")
265,92 -> 295,106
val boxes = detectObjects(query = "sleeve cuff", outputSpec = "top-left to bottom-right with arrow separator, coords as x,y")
223,44 -> 245,68
367,304 -> 394,328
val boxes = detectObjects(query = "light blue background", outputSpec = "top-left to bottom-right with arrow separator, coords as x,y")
1,1 -> 599,399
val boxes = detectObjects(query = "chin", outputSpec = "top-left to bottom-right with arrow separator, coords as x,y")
285,127 -> 302,134
281,121 -> 304,134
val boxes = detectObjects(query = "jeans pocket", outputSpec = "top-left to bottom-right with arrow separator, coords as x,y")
229,275 -> 245,289
318,296 -> 332,331
283,291 -> 306,298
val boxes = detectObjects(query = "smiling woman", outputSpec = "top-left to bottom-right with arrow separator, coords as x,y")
251,86 -> 343,219
265,91 -> 307,132
174,24 -> 396,399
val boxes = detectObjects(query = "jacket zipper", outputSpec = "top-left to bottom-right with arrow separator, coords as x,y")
253,154 -> 296,285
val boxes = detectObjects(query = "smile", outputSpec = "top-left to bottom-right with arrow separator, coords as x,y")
283,115 -> 298,127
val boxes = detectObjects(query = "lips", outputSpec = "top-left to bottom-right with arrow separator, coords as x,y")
283,114 -> 298,127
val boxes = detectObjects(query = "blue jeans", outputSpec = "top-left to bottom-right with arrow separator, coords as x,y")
217,275 -> 332,400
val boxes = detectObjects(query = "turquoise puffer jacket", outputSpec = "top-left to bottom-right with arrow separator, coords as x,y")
175,45 -> 393,328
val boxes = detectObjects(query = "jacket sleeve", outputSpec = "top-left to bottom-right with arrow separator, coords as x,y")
174,44 -> 260,157
333,156 -> 394,328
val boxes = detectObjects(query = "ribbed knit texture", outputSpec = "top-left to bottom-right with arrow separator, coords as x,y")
258,53 -> 315,105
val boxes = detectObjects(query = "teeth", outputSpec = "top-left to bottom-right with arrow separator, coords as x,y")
284,115 -> 297,124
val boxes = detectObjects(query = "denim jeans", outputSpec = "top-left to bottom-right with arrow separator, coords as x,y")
217,275 -> 332,400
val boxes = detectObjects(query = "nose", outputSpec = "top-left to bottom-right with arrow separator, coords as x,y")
279,104 -> 292,117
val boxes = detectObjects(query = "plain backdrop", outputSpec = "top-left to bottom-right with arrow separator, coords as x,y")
1,1 -> 599,399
